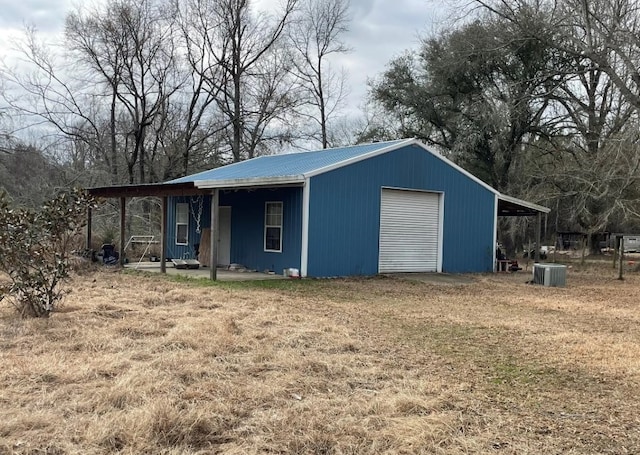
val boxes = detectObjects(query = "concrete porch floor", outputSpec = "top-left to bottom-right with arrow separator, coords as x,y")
125,262 -> 287,281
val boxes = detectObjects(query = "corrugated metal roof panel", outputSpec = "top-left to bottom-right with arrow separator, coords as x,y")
168,139 -> 410,184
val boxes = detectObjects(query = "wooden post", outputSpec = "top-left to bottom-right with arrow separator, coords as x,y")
160,196 -> 167,274
534,212 -> 542,262
209,190 -> 219,281
613,235 -> 618,269
618,236 -> 624,280
86,206 -> 92,251
119,197 -> 126,267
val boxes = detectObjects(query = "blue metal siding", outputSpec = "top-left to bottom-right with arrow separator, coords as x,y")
220,188 -> 302,273
167,189 -> 302,273
166,196 -> 208,260
307,144 -> 495,276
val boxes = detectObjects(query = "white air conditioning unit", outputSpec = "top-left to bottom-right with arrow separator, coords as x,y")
532,264 -> 567,287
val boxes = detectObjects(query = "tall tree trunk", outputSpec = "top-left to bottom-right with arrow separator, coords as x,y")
233,72 -> 242,161
138,131 -> 146,184
318,56 -> 327,149
110,88 -> 118,180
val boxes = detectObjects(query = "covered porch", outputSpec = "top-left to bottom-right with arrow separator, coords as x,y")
87,182 -> 224,280
87,180 -> 302,281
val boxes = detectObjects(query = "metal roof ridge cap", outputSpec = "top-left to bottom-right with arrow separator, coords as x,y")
299,137 -> 411,154
193,175 -> 305,188
302,138 -> 417,178
498,193 -> 551,213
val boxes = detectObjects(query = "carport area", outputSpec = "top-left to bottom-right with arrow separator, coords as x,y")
496,195 -> 551,271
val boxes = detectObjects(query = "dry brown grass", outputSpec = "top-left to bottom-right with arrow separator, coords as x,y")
1,263 -> 640,454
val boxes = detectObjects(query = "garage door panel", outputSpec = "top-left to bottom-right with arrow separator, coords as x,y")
378,189 -> 440,273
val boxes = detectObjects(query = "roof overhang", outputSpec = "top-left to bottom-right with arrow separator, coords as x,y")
87,182 -> 211,198
498,194 -> 550,216
87,177 -> 306,199
194,175 -> 305,189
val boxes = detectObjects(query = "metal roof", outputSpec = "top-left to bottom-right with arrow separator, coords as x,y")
166,138 -> 550,215
169,139 -> 412,185
87,138 -> 550,216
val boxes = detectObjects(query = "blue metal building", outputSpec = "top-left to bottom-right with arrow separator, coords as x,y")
157,138 -> 549,277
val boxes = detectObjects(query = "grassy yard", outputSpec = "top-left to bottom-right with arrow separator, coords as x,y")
1,264 -> 639,454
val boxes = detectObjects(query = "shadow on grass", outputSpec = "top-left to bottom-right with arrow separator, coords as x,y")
123,268 -> 325,292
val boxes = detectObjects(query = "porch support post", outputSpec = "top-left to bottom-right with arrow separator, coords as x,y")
86,206 -> 92,251
493,194 -> 499,272
119,197 -> 126,267
534,211 -> 542,262
160,196 -> 167,274
209,189 -> 219,281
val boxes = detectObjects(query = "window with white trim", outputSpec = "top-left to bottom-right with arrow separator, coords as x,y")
176,202 -> 189,245
264,201 -> 283,252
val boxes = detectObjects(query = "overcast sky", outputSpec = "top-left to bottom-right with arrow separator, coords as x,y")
0,0 -> 449,119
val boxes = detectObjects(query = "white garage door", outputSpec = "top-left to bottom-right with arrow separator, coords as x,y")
378,189 -> 441,273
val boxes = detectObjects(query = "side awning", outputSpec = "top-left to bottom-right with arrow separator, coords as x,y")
498,194 -> 550,217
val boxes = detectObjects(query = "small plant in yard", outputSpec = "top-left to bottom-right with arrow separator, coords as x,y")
0,188 -> 95,317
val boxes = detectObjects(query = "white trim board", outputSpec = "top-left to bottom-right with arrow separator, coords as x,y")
300,179 -> 310,277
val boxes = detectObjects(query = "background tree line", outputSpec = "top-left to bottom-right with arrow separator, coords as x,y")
363,0 -> 640,252
0,0 -> 351,192
2,0 -> 640,253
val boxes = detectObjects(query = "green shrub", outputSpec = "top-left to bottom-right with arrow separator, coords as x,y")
0,188 -> 96,317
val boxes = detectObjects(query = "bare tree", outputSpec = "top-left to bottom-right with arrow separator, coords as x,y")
66,0 -> 182,184
2,0 -> 223,184
180,0 -> 301,162
1,27 -> 117,179
468,0 -> 640,232
290,0 -> 351,149
471,0 -> 640,114
172,0 -> 228,175
556,0 -> 640,112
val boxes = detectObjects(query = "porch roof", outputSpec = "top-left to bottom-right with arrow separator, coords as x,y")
88,182 -> 210,198
498,194 -> 550,217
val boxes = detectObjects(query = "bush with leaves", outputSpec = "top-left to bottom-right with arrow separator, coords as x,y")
0,188 -> 96,317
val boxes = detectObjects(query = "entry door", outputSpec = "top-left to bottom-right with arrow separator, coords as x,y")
218,207 -> 231,266
378,189 -> 441,273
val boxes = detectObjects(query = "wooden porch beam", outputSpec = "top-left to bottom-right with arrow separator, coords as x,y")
160,196 -> 167,274
534,212 -> 542,262
86,206 -> 92,251
119,197 -> 126,267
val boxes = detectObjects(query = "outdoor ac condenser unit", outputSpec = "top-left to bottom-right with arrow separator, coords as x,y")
532,264 -> 567,287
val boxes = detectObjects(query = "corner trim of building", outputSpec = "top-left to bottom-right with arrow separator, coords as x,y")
300,179 -> 310,277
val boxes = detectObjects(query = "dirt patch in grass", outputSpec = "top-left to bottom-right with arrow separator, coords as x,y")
1,266 -> 640,453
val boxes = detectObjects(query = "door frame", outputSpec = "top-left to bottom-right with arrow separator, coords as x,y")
218,206 -> 232,266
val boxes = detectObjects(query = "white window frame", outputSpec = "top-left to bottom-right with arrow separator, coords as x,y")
175,202 -> 189,246
264,201 -> 283,252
